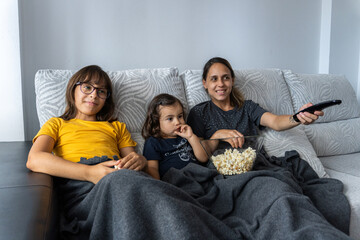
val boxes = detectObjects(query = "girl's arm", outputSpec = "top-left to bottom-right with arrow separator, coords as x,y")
27,135 -> 118,184
176,125 -> 208,162
146,160 -> 160,179
260,103 -> 324,131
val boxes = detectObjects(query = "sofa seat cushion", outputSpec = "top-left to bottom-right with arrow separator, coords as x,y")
323,167 -> 360,239
320,152 -> 360,177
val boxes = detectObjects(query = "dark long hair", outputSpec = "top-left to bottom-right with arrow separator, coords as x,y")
202,57 -> 244,108
59,65 -> 117,122
142,93 -> 184,139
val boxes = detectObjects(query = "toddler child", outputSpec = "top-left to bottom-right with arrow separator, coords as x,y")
142,93 -> 208,179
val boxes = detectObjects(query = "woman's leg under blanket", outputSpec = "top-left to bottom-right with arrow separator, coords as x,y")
226,176 -> 351,240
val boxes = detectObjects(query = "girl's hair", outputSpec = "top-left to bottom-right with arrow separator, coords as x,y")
142,93 -> 184,139
59,65 -> 117,122
202,57 -> 245,108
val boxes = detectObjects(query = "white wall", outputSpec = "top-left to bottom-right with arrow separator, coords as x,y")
16,0 -> 360,141
0,0 -> 24,141
329,0 -> 360,101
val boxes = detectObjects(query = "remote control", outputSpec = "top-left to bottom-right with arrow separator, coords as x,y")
293,100 -> 342,122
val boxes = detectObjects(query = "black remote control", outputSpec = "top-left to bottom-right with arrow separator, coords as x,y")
293,99 -> 342,122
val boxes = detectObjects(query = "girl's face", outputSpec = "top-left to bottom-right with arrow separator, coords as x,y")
74,80 -> 107,121
203,63 -> 234,105
158,102 -> 185,138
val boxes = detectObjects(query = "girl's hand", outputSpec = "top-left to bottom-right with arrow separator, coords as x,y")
117,152 -> 147,171
296,103 -> 324,125
174,124 -> 194,140
211,129 -> 244,148
87,160 -> 118,184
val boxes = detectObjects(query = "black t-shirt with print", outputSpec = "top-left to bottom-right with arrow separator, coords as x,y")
187,100 -> 267,139
143,136 -> 198,177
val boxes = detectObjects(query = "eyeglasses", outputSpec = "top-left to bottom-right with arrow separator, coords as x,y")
76,82 -> 110,99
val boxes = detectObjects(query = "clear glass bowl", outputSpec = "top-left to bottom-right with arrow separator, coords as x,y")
200,136 -> 263,175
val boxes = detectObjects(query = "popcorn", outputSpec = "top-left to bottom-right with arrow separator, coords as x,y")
211,147 -> 256,175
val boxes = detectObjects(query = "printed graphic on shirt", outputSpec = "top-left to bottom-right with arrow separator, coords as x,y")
164,138 -> 196,162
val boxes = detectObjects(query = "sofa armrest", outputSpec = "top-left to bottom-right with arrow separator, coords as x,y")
0,141 -> 58,240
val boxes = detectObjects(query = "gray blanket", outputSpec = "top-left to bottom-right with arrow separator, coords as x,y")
56,151 -> 351,240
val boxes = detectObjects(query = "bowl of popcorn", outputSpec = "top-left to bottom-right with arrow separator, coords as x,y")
200,135 -> 263,175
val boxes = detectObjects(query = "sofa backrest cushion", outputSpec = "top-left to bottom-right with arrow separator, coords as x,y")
284,70 -> 360,156
283,70 -> 360,122
35,67 -> 184,153
181,68 -> 294,115
304,118 -> 360,156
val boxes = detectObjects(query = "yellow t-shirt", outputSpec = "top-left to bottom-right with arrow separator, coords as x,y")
33,117 -> 137,162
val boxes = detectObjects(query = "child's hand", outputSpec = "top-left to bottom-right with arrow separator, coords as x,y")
174,124 -> 194,140
87,160 -> 118,184
117,152 -> 147,171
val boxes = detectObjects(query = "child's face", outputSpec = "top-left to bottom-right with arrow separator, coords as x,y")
74,80 -> 107,121
203,63 -> 234,104
159,102 -> 185,138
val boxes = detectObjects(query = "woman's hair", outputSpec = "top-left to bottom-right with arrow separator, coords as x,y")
202,57 -> 245,108
142,93 -> 184,139
59,65 -> 117,122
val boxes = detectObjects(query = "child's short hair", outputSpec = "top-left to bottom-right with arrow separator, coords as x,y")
142,93 -> 184,139
60,65 -> 117,122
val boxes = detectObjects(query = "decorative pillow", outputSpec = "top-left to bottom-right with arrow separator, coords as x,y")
304,118 -> 360,156
181,68 -> 294,115
35,70 -> 72,127
180,70 -> 210,111
261,126 -> 328,178
283,70 -> 360,122
109,68 -> 185,133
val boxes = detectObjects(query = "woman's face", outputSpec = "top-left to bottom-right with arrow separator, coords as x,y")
203,63 -> 234,104
74,80 -> 106,121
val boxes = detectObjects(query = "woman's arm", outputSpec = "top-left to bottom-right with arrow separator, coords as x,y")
260,103 -> 324,131
27,135 -> 118,184
117,146 -> 147,171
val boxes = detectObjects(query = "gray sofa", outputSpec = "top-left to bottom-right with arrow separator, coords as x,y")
2,67 -> 358,239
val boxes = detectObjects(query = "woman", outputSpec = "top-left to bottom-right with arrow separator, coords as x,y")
187,57 -> 322,147
176,57 -> 352,239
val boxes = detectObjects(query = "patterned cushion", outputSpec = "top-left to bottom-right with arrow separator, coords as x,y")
305,118 -> 360,156
283,70 -> 360,122
261,126 -> 328,178
181,69 -> 294,115
35,67 -> 184,154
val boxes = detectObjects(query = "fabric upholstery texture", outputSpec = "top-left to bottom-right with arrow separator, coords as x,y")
283,70 -> 360,122
261,126 -> 328,178
305,118 -> 360,156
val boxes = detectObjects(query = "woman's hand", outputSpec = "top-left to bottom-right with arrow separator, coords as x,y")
211,129 -> 244,148
296,103 -> 324,125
